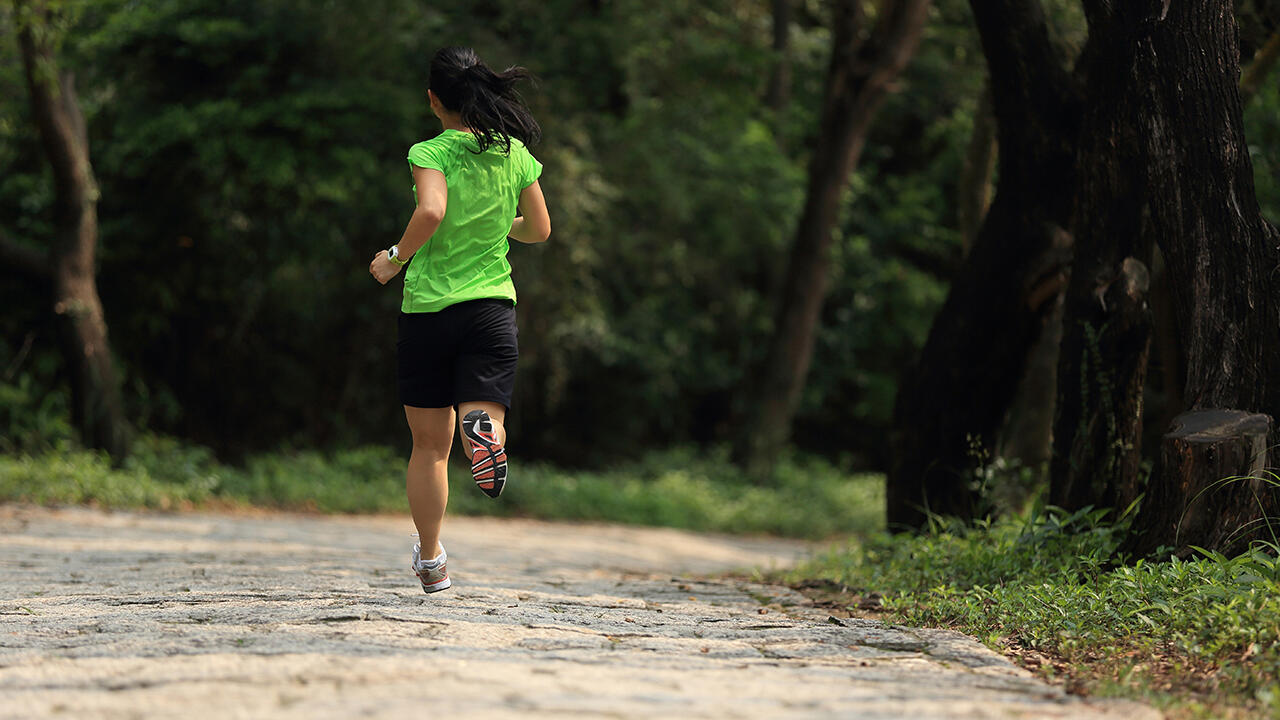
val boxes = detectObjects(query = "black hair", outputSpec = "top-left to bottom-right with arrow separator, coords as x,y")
428,46 -> 541,155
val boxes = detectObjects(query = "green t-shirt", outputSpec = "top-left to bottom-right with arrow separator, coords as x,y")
402,129 -> 543,313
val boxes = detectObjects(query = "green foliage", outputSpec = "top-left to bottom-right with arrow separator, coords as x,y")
792,508 -> 1280,715
2,0 -> 1277,480
469,448 -> 884,538
0,437 -> 883,538
799,1 -> 983,461
0,372 -> 73,454
0,448 -> 215,509
0,0 -> 990,469
1246,77 -> 1280,226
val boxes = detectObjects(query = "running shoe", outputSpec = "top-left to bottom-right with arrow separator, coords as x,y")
462,409 -> 507,498
411,541 -> 451,594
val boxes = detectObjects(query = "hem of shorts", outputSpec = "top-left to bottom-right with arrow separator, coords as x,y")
400,396 -> 511,410
401,401 -> 455,409
454,395 -> 512,412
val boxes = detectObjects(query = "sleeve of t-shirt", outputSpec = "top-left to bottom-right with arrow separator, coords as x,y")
522,148 -> 543,188
407,139 -> 449,175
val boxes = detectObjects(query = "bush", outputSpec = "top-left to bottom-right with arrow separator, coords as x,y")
0,436 -> 883,539
0,372 -> 73,454
792,507 -> 1280,717
0,450 -> 215,509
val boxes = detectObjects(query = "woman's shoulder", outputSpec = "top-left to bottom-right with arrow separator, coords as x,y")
408,132 -> 463,171
411,131 -> 464,153
505,136 -> 534,155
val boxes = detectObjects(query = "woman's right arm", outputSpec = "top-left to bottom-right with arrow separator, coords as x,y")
370,166 -> 447,284
509,180 -> 551,244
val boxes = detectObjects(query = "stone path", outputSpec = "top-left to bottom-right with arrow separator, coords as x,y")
0,505 -> 1160,719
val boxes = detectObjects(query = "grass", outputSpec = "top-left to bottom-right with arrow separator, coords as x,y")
787,505 -> 1280,719
0,435 -> 884,539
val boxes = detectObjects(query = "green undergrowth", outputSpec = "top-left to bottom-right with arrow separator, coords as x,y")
0,436 -> 883,539
789,506 -> 1280,718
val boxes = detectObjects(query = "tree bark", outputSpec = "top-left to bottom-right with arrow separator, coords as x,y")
1142,27 -> 1274,466
1050,253 -> 1152,512
1048,3 -> 1175,512
1057,0 -> 1280,554
997,292 -> 1062,482
956,84 -> 996,255
1134,410 -> 1274,557
16,0 -> 129,460
887,0 -> 1079,528
1146,248 -> 1185,450
733,0 -> 931,478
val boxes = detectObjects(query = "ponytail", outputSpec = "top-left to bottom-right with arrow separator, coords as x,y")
429,47 -> 541,155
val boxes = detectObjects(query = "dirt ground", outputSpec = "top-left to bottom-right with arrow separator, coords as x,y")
0,505 -> 1161,719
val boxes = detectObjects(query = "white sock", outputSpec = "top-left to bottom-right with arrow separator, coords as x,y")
420,546 -> 446,568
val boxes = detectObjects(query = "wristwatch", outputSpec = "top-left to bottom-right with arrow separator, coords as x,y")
387,245 -> 408,267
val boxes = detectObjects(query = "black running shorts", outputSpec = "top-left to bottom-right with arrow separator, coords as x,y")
397,299 -> 518,409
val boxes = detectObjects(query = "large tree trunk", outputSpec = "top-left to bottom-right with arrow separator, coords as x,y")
1059,0 -> 1280,555
997,293 -> 1062,482
1049,253 -> 1152,512
887,0 -> 1079,529
16,0 -> 129,460
733,0 -> 930,478
1048,11 -> 1164,512
1142,22 -> 1278,458
956,84 -> 996,255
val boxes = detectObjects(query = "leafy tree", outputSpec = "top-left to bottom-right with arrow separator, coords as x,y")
888,0 -> 1080,527
733,0 -> 931,478
2,0 -> 127,459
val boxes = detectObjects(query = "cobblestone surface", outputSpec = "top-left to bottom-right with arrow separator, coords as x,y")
0,506 -> 1160,719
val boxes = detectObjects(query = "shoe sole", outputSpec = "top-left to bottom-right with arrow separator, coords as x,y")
462,410 -> 507,499
418,575 -> 451,593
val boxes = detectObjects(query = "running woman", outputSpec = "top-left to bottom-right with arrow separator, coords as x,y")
369,47 -> 550,594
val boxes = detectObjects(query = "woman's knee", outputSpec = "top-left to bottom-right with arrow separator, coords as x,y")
405,406 -> 455,460
409,422 -> 452,458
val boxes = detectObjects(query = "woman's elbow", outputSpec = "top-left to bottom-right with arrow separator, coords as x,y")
416,205 -> 445,226
537,219 -> 551,243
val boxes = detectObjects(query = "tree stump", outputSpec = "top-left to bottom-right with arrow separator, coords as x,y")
1127,409 -> 1277,557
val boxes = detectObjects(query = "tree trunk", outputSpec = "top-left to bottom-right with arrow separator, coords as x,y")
997,292 -> 1062,483
956,84 -> 996,255
1050,254 -> 1152,512
887,0 -> 1079,529
16,0 -> 129,460
733,0 -> 931,478
1048,4 -> 1173,511
1132,410 -> 1275,557
1059,0 -> 1280,554
1139,30 -> 1274,471
1146,248 -> 1185,451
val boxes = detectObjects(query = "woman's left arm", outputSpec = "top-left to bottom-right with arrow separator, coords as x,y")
370,166 -> 448,285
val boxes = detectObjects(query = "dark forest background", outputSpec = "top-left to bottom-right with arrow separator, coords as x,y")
0,0 -> 989,462
4,0 -> 1280,542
